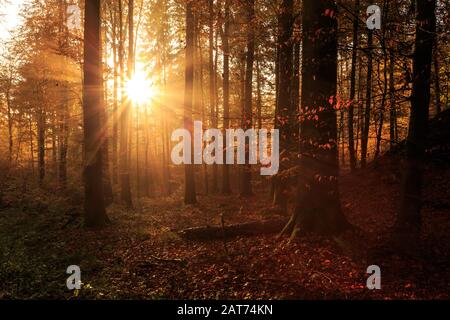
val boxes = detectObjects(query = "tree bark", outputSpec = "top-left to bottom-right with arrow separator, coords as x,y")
221,0 -> 231,194
389,49 -> 397,149
361,29 -> 373,168
6,90 -> 13,164
348,0 -> 360,171
433,39 -> 441,114
112,1 -> 119,185
82,0 -> 108,228
282,0 -> 349,236
184,0 -> 197,204
119,0 -> 133,207
272,0 -> 294,209
395,0 -> 436,249
37,108 -> 45,186
240,0 -> 255,197
208,0 -> 218,193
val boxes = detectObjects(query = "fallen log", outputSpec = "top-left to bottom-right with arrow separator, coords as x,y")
177,218 -> 288,241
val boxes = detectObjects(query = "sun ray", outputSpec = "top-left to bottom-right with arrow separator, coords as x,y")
125,71 -> 156,105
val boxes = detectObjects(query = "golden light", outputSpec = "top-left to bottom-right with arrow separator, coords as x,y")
125,71 -> 156,105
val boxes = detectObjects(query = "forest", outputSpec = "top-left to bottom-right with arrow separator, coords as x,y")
0,0 -> 449,300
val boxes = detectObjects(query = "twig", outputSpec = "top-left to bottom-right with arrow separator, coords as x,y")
221,213 -> 230,258
149,255 -> 186,266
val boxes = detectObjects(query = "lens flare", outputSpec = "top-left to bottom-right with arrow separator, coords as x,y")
125,71 -> 155,105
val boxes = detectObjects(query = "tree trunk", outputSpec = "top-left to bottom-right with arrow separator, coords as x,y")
375,11 -> 389,160
112,2 -> 119,185
282,0 -> 349,236
119,0 -> 133,207
143,104 -> 154,197
389,49 -> 397,149
256,54 -> 262,130
29,115 -> 34,174
272,0 -> 294,209
197,18 -> 209,196
51,115 -> 57,176
184,0 -> 197,204
348,0 -> 360,171
101,24 -> 113,206
58,91 -> 68,189
222,0 -> 231,194
292,36 -> 300,118
240,0 -> 255,197
37,108 -> 45,186
361,29 -> 373,168
82,0 -> 108,228
394,0 -> 436,249
208,0 -> 218,193
136,106 -> 141,198
433,39 -> 441,115
6,90 -> 13,164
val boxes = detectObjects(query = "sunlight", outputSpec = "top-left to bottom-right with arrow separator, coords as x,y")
125,71 -> 156,105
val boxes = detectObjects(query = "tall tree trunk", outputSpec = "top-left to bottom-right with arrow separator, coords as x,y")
394,0 -> 436,249
282,0 -> 349,237
101,22 -> 113,206
58,92 -> 68,189
375,7 -> 389,160
240,0 -> 255,197
197,19 -> 209,196
184,0 -> 197,204
57,0 -> 68,189
256,54 -> 262,130
112,1 -> 119,185
222,0 -> 231,194
6,91 -> 13,164
355,56 -> 364,157
348,0 -> 360,171
37,108 -> 45,186
208,0 -> 218,193
361,29 -> 373,168
433,39 -> 441,114
389,49 -> 397,149
292,36 -> 300,117
272,0 -> 294,209
136,107 -> 140,198
82,0 -> 108,228
119,0 -> 133,207
143,104 -> 153,197
29,115 -> 34,174
52,115 -> 57,176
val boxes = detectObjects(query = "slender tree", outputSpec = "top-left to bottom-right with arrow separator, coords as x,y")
184,0 -> 197,204
119,0 -> 133,207
240,0 -> 255,197
389,48 -> 397,149
111,0 -> 119,184
208,0 -> 218,193
361,28 -> 373,168
221,0 -> 231,194
433,39 -> 441,114
347,0 -> 360,171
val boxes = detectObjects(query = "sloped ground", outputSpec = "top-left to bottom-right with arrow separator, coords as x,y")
1,111 -> 449,300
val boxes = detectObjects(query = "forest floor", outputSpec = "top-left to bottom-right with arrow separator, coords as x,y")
1,112 -> 450,300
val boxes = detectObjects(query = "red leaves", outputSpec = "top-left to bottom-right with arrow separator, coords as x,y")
323,9 -> 335,18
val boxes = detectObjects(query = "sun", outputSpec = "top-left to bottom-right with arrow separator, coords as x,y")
125,71 -> 156,105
